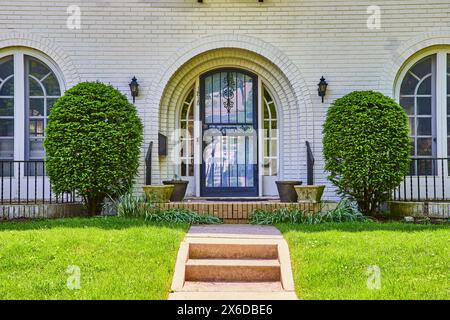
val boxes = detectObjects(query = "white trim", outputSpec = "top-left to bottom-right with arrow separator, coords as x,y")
177,86 -> 195,177
13,52 -> 25,162
258,77 -> 263,197
260,79 -> 283,180
436,53 -> 447,161
194,78 -> 201,197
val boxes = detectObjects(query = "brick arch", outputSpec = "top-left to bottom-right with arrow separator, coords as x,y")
0,32 -> 80,88
147,34 -> 311,124
153,46 -> 309,184
379,32 -> 450,96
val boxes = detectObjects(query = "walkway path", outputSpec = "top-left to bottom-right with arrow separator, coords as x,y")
168,224 -> 297,300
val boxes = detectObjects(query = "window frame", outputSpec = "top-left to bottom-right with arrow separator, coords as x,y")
0,55 -> 15,163
178,87 -> 195,178
395,50 -> 449,176
400,55 -> 436,173
0,49 -> 65,164
262,85 -> 279,177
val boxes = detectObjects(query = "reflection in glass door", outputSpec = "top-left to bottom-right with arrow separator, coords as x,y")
200,69 -> 258,197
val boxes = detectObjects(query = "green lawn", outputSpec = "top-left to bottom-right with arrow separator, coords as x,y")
1,218 -> 448,300
278,222 -> 450,300
0,217 -> 187,300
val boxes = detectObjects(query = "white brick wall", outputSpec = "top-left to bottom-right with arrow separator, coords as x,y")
1,0 -> 450,200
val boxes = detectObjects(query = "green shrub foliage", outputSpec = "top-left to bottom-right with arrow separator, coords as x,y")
45,82 -> 143,215
323,91 -> 410,214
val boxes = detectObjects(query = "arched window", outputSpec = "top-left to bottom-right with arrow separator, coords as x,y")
0,51 -> 62,175
398,51 -> 450,175
26,56 -> 61,161
179,88 -> 194,177
400,55 -> 435,162
262,86 -> 278,176
0,56 -> 14,166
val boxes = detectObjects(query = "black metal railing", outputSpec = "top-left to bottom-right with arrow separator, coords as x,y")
145,141 -> 153,185
393,157 -> 450,201
306,141 -> 314,185
0,160 -> 77,205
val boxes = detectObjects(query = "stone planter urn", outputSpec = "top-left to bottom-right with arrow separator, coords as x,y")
162,180 -> 189,202
294,185 -> 325,203
276,181 -> 303,202
142,185 -> 174,203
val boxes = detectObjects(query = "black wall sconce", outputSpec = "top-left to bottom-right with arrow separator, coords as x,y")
129,76 -> 139,103
318,76 -> 328,103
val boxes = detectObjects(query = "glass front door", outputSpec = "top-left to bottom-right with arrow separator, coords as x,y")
200,69 -> 258,197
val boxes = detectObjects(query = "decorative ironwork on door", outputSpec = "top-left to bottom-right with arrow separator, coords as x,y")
200,69 -> 258,197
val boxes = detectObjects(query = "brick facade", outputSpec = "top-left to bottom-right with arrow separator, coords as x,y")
1,0 -> 450,200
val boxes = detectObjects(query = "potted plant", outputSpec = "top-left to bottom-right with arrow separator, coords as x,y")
162,174 -> 189,202
142,185 -> 174,203
275,181 -> 303,202
294,185 -> 325,203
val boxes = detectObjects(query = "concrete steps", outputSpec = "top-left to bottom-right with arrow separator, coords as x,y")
181,281 -> 283,292
189,243 -> 279,259
169,291 -> 298,300
186,259 -> 281,282
169,224 -> 297,300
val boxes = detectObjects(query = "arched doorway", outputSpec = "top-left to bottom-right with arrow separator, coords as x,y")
177,67 -> 280,197
157,47 -> 305,198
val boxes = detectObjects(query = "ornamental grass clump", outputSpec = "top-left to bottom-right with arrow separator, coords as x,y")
250,200 -> 368,225
109,193 -> 222,224
323,91 -> 410,214
145,208 -> 223,224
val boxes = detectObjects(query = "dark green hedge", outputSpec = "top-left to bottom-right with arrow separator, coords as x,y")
323,91 -> 410,214
45,82 -> 143,215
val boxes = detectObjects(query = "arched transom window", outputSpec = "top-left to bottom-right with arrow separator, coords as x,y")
398,51 -> 450,175
179,88 -> 194,177
0,52 -> 62,175
262,86 -> 278,176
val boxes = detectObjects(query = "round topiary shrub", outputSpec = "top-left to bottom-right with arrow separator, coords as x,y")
45,82 -> 143,215
323,91 -> 410,214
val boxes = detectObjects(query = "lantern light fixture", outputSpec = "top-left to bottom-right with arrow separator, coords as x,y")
318,76 -> 328,103
129,76 -> 139,104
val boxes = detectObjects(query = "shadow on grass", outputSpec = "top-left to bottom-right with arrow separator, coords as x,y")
276,221 -> 450,234
0,216 -> 188,232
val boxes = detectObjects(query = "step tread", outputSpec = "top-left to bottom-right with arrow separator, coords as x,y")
186,259 -> 280,267
169,291 -> 297,300
189,243 -> 279,259
182,281 -> 283,292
